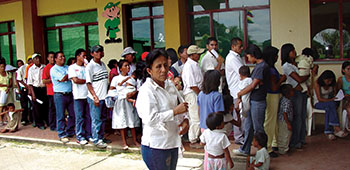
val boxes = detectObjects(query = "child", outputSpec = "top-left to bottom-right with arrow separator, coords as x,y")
223,95 -> 241,137
238,66 -> 252,117
277,84 -> 294,154
200,112 -> 234,170
110,60 -> 140,149
0,103 -> 24,133
296,48 -> 317,93
197,70 -> 225,168
337,61 -> 350,132
247,132 -> 270,170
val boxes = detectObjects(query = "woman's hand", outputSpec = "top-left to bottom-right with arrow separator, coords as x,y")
173,102 -> 188,115
178,119 -> 189,135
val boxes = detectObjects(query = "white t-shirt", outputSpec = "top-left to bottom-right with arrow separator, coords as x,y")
68,63 -> 88,99
182,58 -> 203,95
85,60 -> 108,100
238,77 -> 253,116
200,129 -> 231,156
282,62 -> 299,88
254,147 -> 270,170
16,64 -> 27,87
225,50 -> 244,99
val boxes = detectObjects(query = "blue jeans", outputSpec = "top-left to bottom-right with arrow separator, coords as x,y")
239,100 -> 266,154
74,99 -> 91,141
87,97 -> 107,144
290,91 -> 307,148
54,93 -> 75,138
141,145 -> 178,170
315,101 -> 340,134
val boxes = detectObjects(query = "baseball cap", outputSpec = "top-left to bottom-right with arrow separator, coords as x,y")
31,53 -> 41,59
91,45 -> 104,53
187,45 -> 205,55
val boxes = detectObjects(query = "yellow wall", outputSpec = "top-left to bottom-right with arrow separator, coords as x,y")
0,1 -> 29,62
270,0 -> 311,72
163,0 -> 188,51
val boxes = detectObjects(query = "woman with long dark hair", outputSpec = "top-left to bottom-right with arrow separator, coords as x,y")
281,43 -> 308,149
262,46 -> 286,157
314,70 -> 347,140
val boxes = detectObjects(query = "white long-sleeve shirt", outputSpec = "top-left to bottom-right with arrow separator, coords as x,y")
225,50 -> 244,99
136,78 -> 187,149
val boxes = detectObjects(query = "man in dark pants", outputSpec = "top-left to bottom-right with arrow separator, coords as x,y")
50,51 -> 75,143
27,53 -> 48,130
16,57 -> 33,125
42,51 -> 56,131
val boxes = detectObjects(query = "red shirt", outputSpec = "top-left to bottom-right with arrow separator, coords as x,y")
42,64 -> 54,95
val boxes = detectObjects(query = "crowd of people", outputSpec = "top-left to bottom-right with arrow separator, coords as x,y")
0,36 -> 350,170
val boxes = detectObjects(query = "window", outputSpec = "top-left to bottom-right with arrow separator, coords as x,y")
0,21 -> 16,66
311,0 -> 350,60
45,10 -> 98,60
188,0 -> 270,58
125,2 -> 164,61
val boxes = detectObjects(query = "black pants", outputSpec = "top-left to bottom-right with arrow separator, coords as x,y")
48,95 -> 56,130
20,88 -> 31,123
32,87 -> 48,127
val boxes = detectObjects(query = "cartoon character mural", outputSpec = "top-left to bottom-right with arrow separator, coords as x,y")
102,2 -> 122,44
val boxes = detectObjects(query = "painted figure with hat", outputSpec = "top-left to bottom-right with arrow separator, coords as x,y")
102,1 -> 122,44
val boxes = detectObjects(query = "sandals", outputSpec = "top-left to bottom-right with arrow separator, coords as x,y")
334,130 -> 348,138
327,134 -> 336,140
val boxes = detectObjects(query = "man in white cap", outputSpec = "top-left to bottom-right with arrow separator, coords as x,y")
121,47 -> 137,76
182,45 -> 204,148
27,53 -> 48,130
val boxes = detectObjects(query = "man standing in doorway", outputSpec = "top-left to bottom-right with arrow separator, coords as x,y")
86,45 -> 109,148
225,37 -> 245,144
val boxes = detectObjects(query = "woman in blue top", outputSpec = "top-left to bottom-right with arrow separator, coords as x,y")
262,46 -> 286,157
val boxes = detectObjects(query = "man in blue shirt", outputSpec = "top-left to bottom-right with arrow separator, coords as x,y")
50,51 -> 75,143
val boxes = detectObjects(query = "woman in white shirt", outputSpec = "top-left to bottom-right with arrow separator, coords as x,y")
136,49 -> 189,170
281,43 -> 309,149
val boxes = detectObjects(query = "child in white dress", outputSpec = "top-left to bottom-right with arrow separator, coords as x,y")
200,112 -> 234,170
110,60 -> 140,149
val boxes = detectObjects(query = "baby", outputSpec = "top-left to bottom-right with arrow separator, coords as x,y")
238,66 -> 252,117
296,48 -> 317,93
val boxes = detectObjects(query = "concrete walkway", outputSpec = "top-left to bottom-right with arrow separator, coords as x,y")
1,124 -> 350,169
